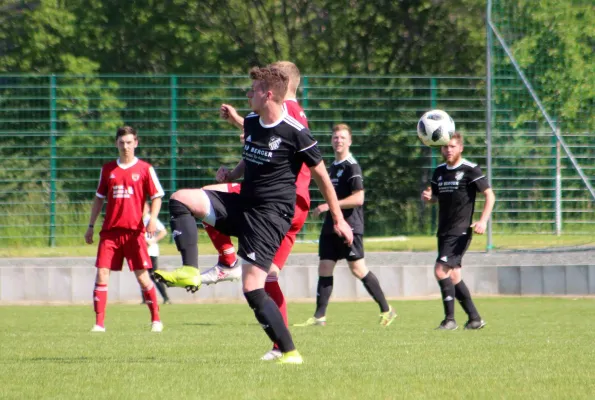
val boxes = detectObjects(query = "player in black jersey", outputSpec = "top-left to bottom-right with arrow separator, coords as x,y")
295,124 -> 397,328
422,132 -> 495,330
155,66 -> 353,364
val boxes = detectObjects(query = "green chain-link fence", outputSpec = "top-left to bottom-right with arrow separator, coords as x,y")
1,72 -> 593,247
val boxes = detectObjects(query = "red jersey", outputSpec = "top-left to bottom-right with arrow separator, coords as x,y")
96,158 -> 165,232
283,99 -> 311,209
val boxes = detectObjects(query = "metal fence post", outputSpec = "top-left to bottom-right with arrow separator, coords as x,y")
486,0 -> 494,251
49,74 -> 57,247
555,126 -> 562,236
430,77 -> 437,234
170,75 -> 178,196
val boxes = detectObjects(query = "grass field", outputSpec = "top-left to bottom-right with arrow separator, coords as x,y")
1,298 -> 594,399
1,234 -> 595,257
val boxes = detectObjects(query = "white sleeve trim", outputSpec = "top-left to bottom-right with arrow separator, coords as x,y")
96,192 -> 106,199
347,175 -> 362,181
149,167 -> 165,198
470,175 -> 486,183
298,141 -> 318,152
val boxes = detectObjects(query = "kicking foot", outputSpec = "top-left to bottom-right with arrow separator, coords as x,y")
154,266 -> 201,293
201,259 -> 241,285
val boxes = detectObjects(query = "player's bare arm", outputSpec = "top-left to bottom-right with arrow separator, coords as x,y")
85,196 -> 105,244
421,186 -> 437,203
146,197 -> 163,237
220,104 -> 244,129
216,160 -> 246,183
313,190 -> 365,217
310,161 -> 354,245
471,188 -> 496,235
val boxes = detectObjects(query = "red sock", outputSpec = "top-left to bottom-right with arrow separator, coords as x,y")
93,283 -> 108,327
204,224 -> 236,266
142,283 -> 161,322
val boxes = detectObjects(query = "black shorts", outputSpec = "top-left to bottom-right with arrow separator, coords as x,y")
204,190 -> 291,272
319,233 -> 364,262
436,233 -> 472,268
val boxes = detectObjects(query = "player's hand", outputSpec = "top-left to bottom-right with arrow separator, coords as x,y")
220,104 -> 240,123
146,237 -> 157,246
146,218 -> 157,238
84,227 -> 94,244
216,166 -> 232,183
421,187 -> 433,203
471,220 -> 487,235
312,203 -> 329,217
334,219 -> 354,246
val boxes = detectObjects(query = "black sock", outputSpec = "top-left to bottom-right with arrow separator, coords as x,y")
315,276 -> 333,318
244,289 -> 295,353
438,277 -> 456,320
361,272 -> 390,313
169,199 -> 198,268
455,280 -> 480,321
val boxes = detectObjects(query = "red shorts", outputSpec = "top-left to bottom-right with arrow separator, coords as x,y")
96,229 -> 152,271
226,183 -> 309,269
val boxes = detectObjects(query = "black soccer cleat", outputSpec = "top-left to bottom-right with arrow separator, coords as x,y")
435,319 -> 458,330
464,319 -> 486,330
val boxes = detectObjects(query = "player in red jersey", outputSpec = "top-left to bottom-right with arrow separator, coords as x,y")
201,61 -> 312,361
85,126 -> 165,333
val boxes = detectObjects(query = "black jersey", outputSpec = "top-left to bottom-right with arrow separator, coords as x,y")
322,155 -> 364,235
241,111 -> 322,214
430,159 -> 490,236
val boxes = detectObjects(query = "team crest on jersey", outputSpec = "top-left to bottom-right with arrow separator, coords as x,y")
132,174 -> 140,182
269,136 -> 282,150
336,169 -> 344,178
455,171 -> 464,181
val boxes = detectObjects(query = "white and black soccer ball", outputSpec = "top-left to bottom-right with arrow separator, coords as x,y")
417,109 -> 455,147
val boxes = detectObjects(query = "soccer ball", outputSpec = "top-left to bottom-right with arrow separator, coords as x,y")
417,109 -> 455,147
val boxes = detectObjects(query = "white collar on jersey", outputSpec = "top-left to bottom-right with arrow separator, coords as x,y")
446,159 -> 464,170
333,153 -> 353,165
259,108 -> 288,128
117,157 -> 139,170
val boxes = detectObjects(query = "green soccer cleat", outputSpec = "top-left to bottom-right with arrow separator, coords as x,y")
293,316 -> 326,327
276,350 -> 303,365
379,306 -> 397,327
154,266 -> 202,293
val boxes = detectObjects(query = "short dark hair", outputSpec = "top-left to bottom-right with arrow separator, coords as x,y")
451,131 -> 463,145
249,66 -> 289,103
116,126 -> 137,140
332,123 -> 352,138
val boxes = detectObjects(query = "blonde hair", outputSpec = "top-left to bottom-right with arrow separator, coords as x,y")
269,61 -> 300,95
332,123 -> 352,138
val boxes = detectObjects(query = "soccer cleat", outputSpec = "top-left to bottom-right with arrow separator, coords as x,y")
260,348 -> 283,361
163,299 -> 172,305
464,319 -> 486,330
293,316 -> 326,327
436,319 -> 458,330
154,266 -> 201,293
200,259 -> 241,285
151,321 -> 164,332
276,350 -> 303,365
90,325 -> 106,332
379,306 -> 398,327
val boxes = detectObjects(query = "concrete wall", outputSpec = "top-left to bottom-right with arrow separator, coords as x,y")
1,250 -> 595,303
